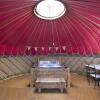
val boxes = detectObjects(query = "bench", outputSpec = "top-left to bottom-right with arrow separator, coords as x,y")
35,78 -> 66,92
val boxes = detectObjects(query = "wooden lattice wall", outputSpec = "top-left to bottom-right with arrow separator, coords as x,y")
0,55 -> 100,80
0,56 -> 35,79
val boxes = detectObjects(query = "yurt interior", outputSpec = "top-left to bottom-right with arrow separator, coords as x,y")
0,0 -> 100,100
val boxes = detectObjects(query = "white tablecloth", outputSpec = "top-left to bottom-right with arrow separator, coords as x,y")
85,64 -> 100,70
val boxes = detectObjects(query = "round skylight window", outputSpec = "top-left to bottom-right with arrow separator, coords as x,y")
34,0 -> 66,20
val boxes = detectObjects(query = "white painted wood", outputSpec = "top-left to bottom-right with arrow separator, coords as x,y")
31,67 -> 70,92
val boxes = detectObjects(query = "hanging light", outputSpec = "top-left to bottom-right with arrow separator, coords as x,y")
34,0 -> 66,20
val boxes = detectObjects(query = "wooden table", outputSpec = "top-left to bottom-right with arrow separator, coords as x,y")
35,78 -> 66,93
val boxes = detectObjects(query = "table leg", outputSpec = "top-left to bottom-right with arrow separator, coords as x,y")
60,88 -> 63,93
38,88 -> 41,93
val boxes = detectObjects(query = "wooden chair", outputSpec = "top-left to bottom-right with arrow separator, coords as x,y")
86,65 -> 100,87
86,64 -> 94,83
90,67 -> 100,87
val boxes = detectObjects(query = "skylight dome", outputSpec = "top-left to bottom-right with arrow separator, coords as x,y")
34,0 -> 66,20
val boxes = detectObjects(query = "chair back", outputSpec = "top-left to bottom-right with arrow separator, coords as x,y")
86,64 -> 95,77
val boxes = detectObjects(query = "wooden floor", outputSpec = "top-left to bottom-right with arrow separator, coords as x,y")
0,73 -> 100,100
